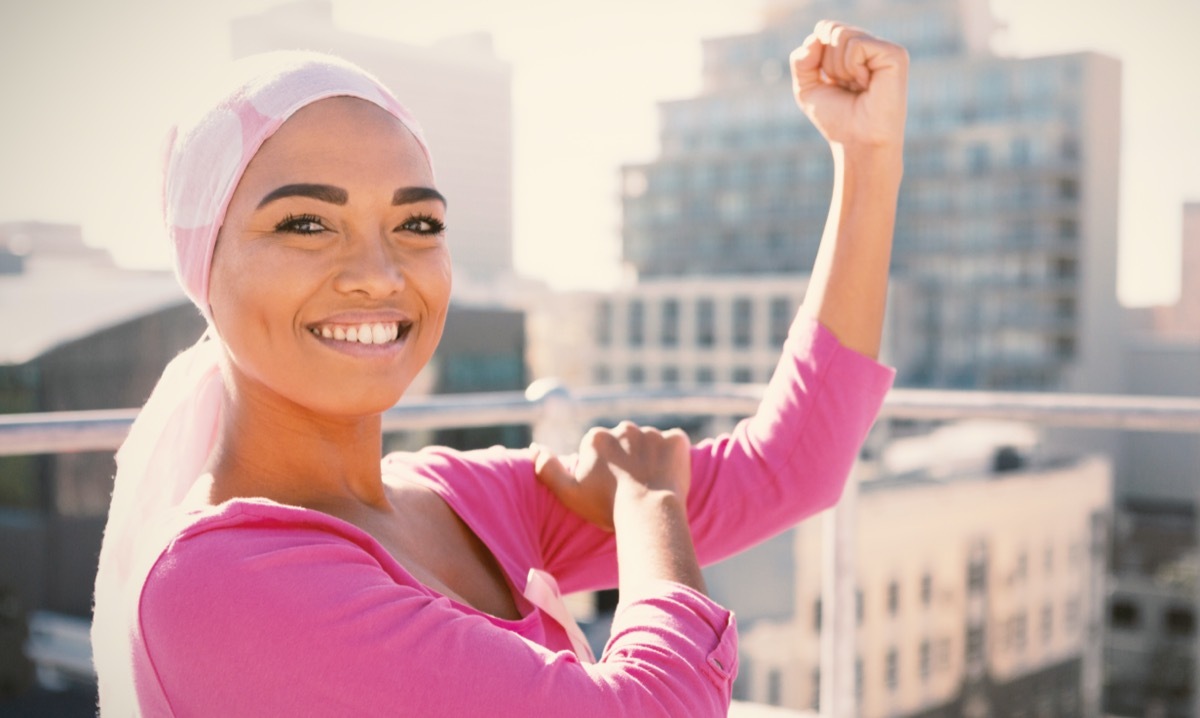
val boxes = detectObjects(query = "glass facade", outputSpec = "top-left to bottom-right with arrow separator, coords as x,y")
620,1 -> 1113,391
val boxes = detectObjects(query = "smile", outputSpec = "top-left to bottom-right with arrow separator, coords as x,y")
308,321 -> 411,345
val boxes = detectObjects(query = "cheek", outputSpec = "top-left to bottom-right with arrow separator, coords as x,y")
209,245 -> 305,352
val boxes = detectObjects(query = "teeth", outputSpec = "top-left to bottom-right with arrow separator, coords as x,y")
312,322 -> 402,345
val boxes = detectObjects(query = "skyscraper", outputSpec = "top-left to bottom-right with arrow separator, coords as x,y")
620,0 -> 1121,392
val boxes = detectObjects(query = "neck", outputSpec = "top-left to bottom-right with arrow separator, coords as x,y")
205,377 -> 391,514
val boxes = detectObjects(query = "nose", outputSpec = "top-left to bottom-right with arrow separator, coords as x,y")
332,229 -> 405,298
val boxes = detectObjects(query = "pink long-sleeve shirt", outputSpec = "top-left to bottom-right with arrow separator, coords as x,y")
133,315 -> 894,717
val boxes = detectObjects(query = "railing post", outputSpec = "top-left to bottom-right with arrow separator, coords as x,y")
525,378 -> 582,457
820,464 -> 859,717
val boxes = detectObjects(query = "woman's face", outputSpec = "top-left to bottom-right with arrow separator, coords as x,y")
208,96 -> 450,418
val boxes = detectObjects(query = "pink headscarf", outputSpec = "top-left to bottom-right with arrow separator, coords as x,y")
92,51 -> 432,716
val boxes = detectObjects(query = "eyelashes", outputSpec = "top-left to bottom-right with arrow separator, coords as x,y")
399,214 -> 446,236
276,213 -> 326,235
274,213 -> 447,237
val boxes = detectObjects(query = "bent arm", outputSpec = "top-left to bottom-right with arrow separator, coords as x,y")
138,524 -> 735,718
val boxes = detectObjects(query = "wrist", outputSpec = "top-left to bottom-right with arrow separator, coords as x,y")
831,141 -> 903,180
613,483 -> 687,517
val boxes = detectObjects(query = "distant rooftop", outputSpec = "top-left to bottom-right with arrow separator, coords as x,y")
0,221 -> 188,365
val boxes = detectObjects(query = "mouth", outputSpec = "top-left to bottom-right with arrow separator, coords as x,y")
307,321 -> 413,346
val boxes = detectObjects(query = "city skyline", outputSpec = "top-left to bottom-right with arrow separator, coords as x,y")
0,0 -> 1196,306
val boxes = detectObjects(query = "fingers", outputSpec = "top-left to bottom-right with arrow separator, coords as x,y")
796,20 -> 900,95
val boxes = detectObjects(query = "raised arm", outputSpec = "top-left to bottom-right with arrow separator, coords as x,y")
531,23 -> 906,590
793,20 -> 908,358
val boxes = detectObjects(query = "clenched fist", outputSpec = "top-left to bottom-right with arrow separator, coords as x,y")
791,20 -> 909,149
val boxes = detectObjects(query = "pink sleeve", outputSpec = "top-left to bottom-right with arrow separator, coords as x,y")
537,313 -> 896,592
137,517 -> 737,717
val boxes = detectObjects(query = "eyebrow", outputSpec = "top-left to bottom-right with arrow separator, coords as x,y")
393,186 -> 447,207
257,183 -> 347,208
257,183 -> 446,209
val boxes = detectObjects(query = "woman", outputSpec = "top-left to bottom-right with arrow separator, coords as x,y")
93,20 -> 906,717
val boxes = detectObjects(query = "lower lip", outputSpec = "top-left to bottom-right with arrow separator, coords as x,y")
308,330 -> 410,359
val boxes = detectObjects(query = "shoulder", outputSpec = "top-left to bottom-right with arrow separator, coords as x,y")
140,501 -> 398,620
383,444 -> 538,511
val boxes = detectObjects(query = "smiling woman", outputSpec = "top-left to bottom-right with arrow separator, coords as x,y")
92,28 -> 904,718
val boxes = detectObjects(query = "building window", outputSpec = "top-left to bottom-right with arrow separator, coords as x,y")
887,581 -> 900,616
1042,604 -> 1054,644
813,598 -> 822,631
919,640 -> 931,680
856,589 -> 864,625
767,668 -> 782,706
1054,258 -> 1078,279
596,301 -> 612,346
661,298 -> 679,347
968,561 -> 987,591
1165,606 -> 1195,636
1065,596 -> 1081,632
696,298 -> 716,348
627,365 -> 645,385
696,366 -> 715,385
1010,611 -> 1027,653
966,627 -> 985,664
660,366 -> 679,385
1011,136 -> 1031,167
733,297 -> 753,347
628,300 -> 644,347
732,366 -> 754,384
769,297 -> 792,345
937,638 -> 951,671
854,659 -> 863,699
593,365 -> 611,385
921,574 -> 933,606
885,649 -> 899,691
810,668 -> 821,710
1058,178 -> 1078,200
967,142 -> 990,175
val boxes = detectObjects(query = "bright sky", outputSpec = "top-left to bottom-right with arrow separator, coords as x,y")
0,0 -> 1196,306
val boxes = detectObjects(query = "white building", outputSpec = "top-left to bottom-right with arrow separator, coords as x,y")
529,273 -> 919,397
728,449 -> 1112,717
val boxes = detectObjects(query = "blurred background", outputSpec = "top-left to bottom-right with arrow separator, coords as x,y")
1,0 -> 1197,716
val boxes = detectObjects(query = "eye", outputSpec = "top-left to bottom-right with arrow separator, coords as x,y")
275,213 -> 327,235
397,214 -> 446,236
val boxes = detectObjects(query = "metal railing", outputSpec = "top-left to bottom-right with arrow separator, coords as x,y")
2,384 -> 1199,717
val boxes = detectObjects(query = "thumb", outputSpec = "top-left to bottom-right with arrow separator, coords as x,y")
790,33 -> 824,93
531,443 -> 575,496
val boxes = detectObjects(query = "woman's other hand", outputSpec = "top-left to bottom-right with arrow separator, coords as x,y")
533,421 -> 692,532
790,20 -> 908,149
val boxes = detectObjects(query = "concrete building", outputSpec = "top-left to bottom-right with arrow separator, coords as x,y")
1147,202 -> 1200,343
528,272 -> 919,402
619,0 -> 1121,394
230,0 -> 514,289
1102,199 -> 1200,717
724,448 -> 1112,717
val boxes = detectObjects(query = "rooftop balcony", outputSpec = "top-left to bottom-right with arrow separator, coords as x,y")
1,384 -> 1198,717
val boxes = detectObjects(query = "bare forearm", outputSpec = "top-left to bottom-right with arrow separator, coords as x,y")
613,489 -> 706,597
803,143 -> 902,359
